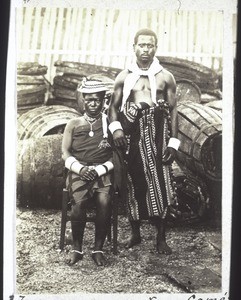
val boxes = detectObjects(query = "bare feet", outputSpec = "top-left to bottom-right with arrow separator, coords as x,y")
156,239 -> 172,255
91,251 -> 106,266
126,234 -> 141,248
67,250 -> 83,265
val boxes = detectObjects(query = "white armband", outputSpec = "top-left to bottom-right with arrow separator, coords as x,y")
65,156 -> 84,174
95,165 -> 107,177
167,137 -> 181,150
103,161 -> 114,171
65,156 -> 77,169
95,161 -> 114,177
108,121 -> 123,134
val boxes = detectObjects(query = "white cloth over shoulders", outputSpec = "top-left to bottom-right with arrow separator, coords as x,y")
120,57 -> 163,111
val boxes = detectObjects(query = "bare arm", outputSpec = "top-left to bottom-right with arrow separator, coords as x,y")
62,120 -> 74,161
108,71 -> 126,122
166,72 -> 178,138
108,71 -> 128,148
162,71 -> 179,164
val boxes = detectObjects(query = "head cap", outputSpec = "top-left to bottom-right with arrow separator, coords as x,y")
77,78 -> 109,94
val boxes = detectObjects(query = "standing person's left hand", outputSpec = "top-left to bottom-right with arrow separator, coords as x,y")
162,147 -> 177,165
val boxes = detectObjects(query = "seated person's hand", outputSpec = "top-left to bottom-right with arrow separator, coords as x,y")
113,129 -> 128,149
162,147 -> 177,165
79,166 -> 98,181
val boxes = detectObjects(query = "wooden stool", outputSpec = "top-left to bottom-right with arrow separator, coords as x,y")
59,188 -> 118,254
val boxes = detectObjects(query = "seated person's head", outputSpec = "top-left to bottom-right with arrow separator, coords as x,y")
77,78 -> 108,117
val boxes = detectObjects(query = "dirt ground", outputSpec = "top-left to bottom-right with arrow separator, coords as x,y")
16,207 -> 221,296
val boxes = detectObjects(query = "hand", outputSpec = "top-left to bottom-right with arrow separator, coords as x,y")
162,147 -> 177,165
113,129 -> 128,148
79,166 -> 98,181
137,102 -> 150,110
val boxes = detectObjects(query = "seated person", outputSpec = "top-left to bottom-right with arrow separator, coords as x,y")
62,78 -> 114,267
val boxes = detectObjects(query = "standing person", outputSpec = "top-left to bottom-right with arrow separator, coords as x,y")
62,79 -> 114,266
108,28 -> 180,254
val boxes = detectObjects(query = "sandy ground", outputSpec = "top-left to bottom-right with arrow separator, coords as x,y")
16,207 -> 221,296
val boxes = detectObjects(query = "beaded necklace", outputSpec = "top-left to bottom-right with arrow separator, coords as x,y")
83,112 -> 108,139
83,113 -> 102,137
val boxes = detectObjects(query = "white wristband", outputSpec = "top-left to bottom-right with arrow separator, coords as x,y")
103,161 -> 114,171
71,161 -> 84,174
167,137 -> 181,150
65,156 -> 84,174
108,121 -> 123,134
65,156 -> 77,169
95,165 -> 107,177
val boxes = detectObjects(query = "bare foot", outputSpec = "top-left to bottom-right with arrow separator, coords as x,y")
67,250 -> 83,265
91,251 -> 106,266
156,240 -> 172,255
126,235 -> 141,248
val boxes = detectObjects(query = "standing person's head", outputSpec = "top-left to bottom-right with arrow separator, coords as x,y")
133,29 -> 158,65
77,79 -> 108,117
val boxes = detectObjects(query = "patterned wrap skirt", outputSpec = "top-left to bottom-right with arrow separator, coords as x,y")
120,102 -> 175,220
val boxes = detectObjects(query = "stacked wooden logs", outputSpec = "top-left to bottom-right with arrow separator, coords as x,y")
157,56 -> 220,94
49,61 -> 115,111
49,58 -> 221,109
17,62 -> 48,114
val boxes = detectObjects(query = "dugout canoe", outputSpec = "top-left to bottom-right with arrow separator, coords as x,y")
177,102 -> 222,181
17,135 -> 64,208
17,105 -> 80,140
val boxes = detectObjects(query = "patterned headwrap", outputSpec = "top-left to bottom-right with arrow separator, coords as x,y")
77,78 -> 109,94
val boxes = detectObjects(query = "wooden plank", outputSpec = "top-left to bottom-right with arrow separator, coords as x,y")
182,11 -> 188,60
17,93 -> 45,106
118,10 -> 131,68
150,10 -> 158,36
95,9 -> 107,66
88,9 -> 102,65
72,8 -> 83,62
215,13 -> 223,69
22,7 -> 34,61
80,8 -> 93,62
187,11 -> 195,62
30,7 -> 42,61
103,9 -> 115,67
17,84 -> 47,96
140,10 -> 148,28
164,11 -> 172,54
51,7 -> 64,80
195,11 -> 203,64
17,63 -> 48,75
62,8 -> 72,61
39,8 -> 51,63
53,8 -> 65,51
44,7 -> 57,77
66,8 -> 78,61
17,75 -> 45,85
202,12 -> 210,67
53,87 -> 77,100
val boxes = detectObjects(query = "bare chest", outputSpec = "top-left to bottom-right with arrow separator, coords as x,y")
130,76 -> 166,104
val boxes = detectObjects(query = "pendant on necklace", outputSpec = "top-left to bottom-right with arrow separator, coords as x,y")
89,130 -> 94,137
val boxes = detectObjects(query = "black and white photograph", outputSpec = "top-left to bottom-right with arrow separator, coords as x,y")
4,0 -> 237,299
